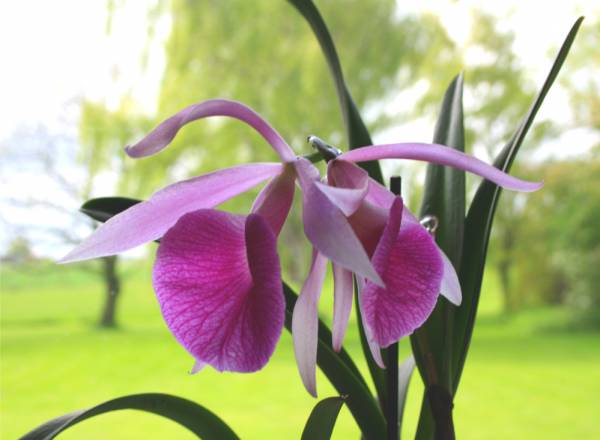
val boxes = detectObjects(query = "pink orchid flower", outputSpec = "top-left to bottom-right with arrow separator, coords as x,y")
60,99 -> 541,395
290,138 -> 541,395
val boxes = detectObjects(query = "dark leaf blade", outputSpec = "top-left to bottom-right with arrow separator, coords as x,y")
287,0 -> 383,182
452,17 -> 584,390
287,0 -> 386,412
410,73 -> 465,393
283,285 -> 386,440
80,197 -> 142,222
20,393 -> 239,440
411,74 -> 465,439
301,396 -> 346,440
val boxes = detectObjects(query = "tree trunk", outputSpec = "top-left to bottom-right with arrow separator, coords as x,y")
498,229 -> 516,314
99,255 -> 121,328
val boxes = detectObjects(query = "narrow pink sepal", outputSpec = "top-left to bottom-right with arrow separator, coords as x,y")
362,199 -> 444,347
294,159 -> 384,287
251,165 -> 296,236
292,250 -> 328,397
125,99 -> 296,162
356,275 -> 385,368
190,359 -> 206,375
440,251 -> 462,305
60,163 -> 282,263
153,210 -> 284,373
332,264 -> 354,352
340,143 -> 543,192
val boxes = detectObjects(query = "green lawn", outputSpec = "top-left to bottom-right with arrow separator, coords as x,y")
1,261 -> 598,439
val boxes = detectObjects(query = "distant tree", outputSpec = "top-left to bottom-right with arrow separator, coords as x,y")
508,159 -> 600,326
0,123 -> 125,328
1,237 -> 36,265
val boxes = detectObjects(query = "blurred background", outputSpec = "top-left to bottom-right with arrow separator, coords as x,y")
1,1 -> 599,438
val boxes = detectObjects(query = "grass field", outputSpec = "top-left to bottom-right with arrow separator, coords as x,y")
1,260 -> 599,439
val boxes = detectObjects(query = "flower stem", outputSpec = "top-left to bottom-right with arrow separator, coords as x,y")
386,176 -> 402,440
386,343 -> 399,440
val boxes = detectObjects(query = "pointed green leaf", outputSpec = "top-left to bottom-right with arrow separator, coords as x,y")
301,396 -> 346,440
287,0 -> 383,182
410,73 -> 465,396
20,393 -> 239,440
452,17 -> 584,390
288,0 -> 387,411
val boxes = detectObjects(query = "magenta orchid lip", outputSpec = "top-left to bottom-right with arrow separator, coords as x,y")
62,98 -> 542,396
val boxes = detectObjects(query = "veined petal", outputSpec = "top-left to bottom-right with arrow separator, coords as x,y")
153,210 -> 284,373
251,164 -> 296,236
294,158 -> 384,286
440,251 -> 462,305
332,264 -> 353,352
292,250 -> 328,397
61,163 -> 282,263
340,143 -> 542,192
362,199 -> 444,347
125,99 -> 296,162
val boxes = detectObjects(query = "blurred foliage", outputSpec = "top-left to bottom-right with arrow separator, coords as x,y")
561,17 -> 600,139
491,157 -> 600,327
80,2 -> 595,295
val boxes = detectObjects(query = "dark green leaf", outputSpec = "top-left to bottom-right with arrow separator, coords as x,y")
284,285 -> 386,440
301,396 -> 346,440
20,393 -> 239,440
288,0 -> 387,412
452,17 -> 584,390
80,197 -> 142,223
411,73 -> 465,397
287,0 -> 383,182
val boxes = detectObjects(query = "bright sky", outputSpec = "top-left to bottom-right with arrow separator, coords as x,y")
0,0 -> 597,257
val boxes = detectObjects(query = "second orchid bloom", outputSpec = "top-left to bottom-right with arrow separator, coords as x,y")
61,99 -> 541,396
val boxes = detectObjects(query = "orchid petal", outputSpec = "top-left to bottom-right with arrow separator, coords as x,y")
362,199 -> 444,347
60,163 -> 282,263
440,251 -> 462,305
327,160 -> 369,189
294,158 -> 384,286
292,250 -> 328,397
340,143 -> 542,192
314,181 -> 367,217
316,160 -> 370,218
153,210 -> 284,373
125,99 -> 296,162
332,264 -> 354,352
365,178 -> 395,209
356,275 -> 385,368
251,164 -> 296,236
